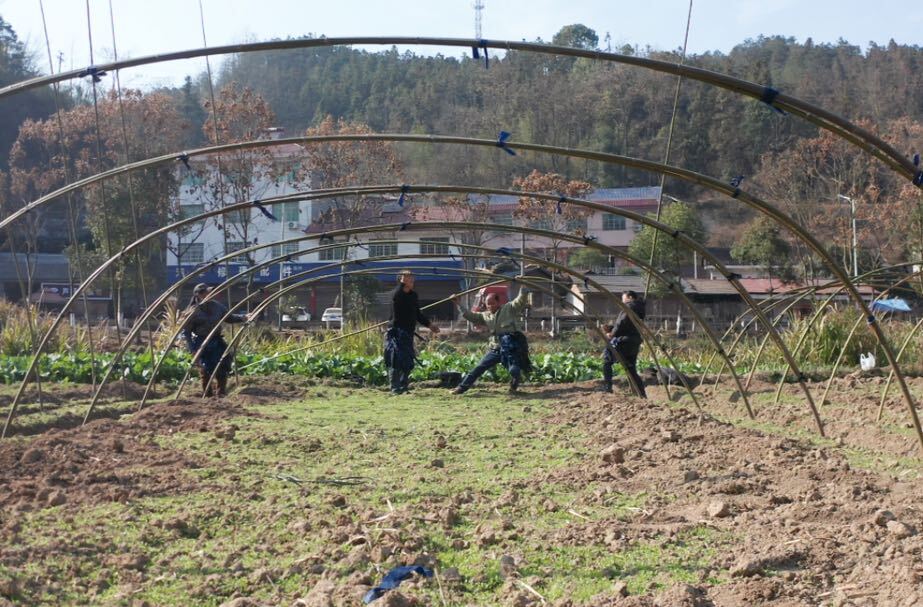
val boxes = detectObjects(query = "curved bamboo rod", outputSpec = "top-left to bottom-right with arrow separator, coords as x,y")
770,267 -> 923,407
0,36 -> 917,185
0,182 -> 897,444
815,269 -> 923,410
877,316 -> 923,423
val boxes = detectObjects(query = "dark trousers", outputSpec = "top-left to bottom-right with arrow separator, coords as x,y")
603,338 -> 647,398
389,368 -> 411,393
459,347 -> 521,389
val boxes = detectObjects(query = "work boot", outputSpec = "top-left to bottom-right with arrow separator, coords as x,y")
451,385 -> 469,395
597,382 -> 613,394
509,376 -> 520,393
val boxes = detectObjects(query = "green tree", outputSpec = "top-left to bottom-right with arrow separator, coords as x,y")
731,216 -> 795,282
568,247 -> 608,271
551,24 -> 599,50
628,201 -> 706,293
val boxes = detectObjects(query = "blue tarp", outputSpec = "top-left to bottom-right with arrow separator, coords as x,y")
871,298 -> 912,313
363,566 -> 433,603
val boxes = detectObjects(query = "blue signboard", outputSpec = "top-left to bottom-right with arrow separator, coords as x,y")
167,260 -> 465,286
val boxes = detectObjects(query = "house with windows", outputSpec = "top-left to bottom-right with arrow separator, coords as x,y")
167,171 -> 661,320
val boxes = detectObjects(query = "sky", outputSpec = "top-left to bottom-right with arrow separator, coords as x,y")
2,0 -> 922,89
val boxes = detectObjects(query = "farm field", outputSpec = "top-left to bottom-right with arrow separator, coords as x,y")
1,375 -> 922,606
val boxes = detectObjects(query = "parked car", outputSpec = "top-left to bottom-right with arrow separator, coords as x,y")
320,307 -> 342,328
281,306 -> 311,322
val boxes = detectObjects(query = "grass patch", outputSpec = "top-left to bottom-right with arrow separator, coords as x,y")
6,386 -> 724,606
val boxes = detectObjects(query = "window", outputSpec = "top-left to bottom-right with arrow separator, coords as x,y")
603,214 -> 626,231
271,243 -> 301,259
530,217 -> 552,231
319,245 -> 347,261
420,237 -> 450,255
369,241 -> 398,257
226,241 -> 249,263
492,213 -> 513,226
226,206 -> 251,225
273,202 -> 300,222
178,203 -> 205,233
178,242 -> 204,264
181,173 -> 205,188
566,217 -> 588,232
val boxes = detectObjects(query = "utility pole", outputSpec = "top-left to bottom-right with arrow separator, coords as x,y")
838,194 -> 858,277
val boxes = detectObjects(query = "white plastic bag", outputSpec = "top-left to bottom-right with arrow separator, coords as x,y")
859,352 -> 876,371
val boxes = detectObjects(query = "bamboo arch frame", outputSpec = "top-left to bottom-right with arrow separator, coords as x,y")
76,231 -> 750,423
174,261 -> 667,405
5,144 -> 921,444
0,128 -> 911,430
4,179 -> 902,441
0,36 -> 919,186
6,179 -> 800,437
0,127 -> 875,412
159,245 -> 711,410
181,235 -> 752,414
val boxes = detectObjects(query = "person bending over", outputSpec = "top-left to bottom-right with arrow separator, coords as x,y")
182,283 -> 251,397
601,290 -> 647,398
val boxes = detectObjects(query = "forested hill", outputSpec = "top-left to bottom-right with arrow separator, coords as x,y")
213,33 -> 923,190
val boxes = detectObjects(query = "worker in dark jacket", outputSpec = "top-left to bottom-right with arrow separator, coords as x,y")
182,283 -> 251,397
601,290 -> 647,398
385,270 -> 440,394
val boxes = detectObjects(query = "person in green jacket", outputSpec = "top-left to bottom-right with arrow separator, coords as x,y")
451,288 -> 532,394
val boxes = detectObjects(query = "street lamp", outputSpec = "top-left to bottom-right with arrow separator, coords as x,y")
837,194 -> 858,277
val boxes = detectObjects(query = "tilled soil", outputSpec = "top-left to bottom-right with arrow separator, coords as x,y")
542,385 -> 923,606
0,378 -> 921,606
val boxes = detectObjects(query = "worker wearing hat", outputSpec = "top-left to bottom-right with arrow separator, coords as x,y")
182,283 -> 252,397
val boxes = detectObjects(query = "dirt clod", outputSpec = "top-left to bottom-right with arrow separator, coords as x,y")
886,520 -> 915,539
601,444 -> 625,464
707,500 -> 731,518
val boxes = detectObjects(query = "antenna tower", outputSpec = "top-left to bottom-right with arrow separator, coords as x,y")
473,0 -> 484,39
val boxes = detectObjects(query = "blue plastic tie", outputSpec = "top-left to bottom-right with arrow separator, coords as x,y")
400,221 -> 411,231
867,314 -> 877,325
730,175 -> 744,187
913,153 -> 920,167
759,86 -> 787,115
470,39 -> 489,68
496,246 -> 513,257
583,270 -> 595,289
251,200 -> 277,221
726,272 -> 742,281
583,235 -> 597,246
177,153 -> 192,171
397,184 -> 410,207
78,66 -> 107,83
914,171 -> 923,186
496,131 -> 516,156
556,196 -> 565,215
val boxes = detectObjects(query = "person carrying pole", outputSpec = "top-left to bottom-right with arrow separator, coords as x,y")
451,287 -> 532,394
601,290 -> 647,398
182,283 -> 252,397
385,270 -> 440,395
